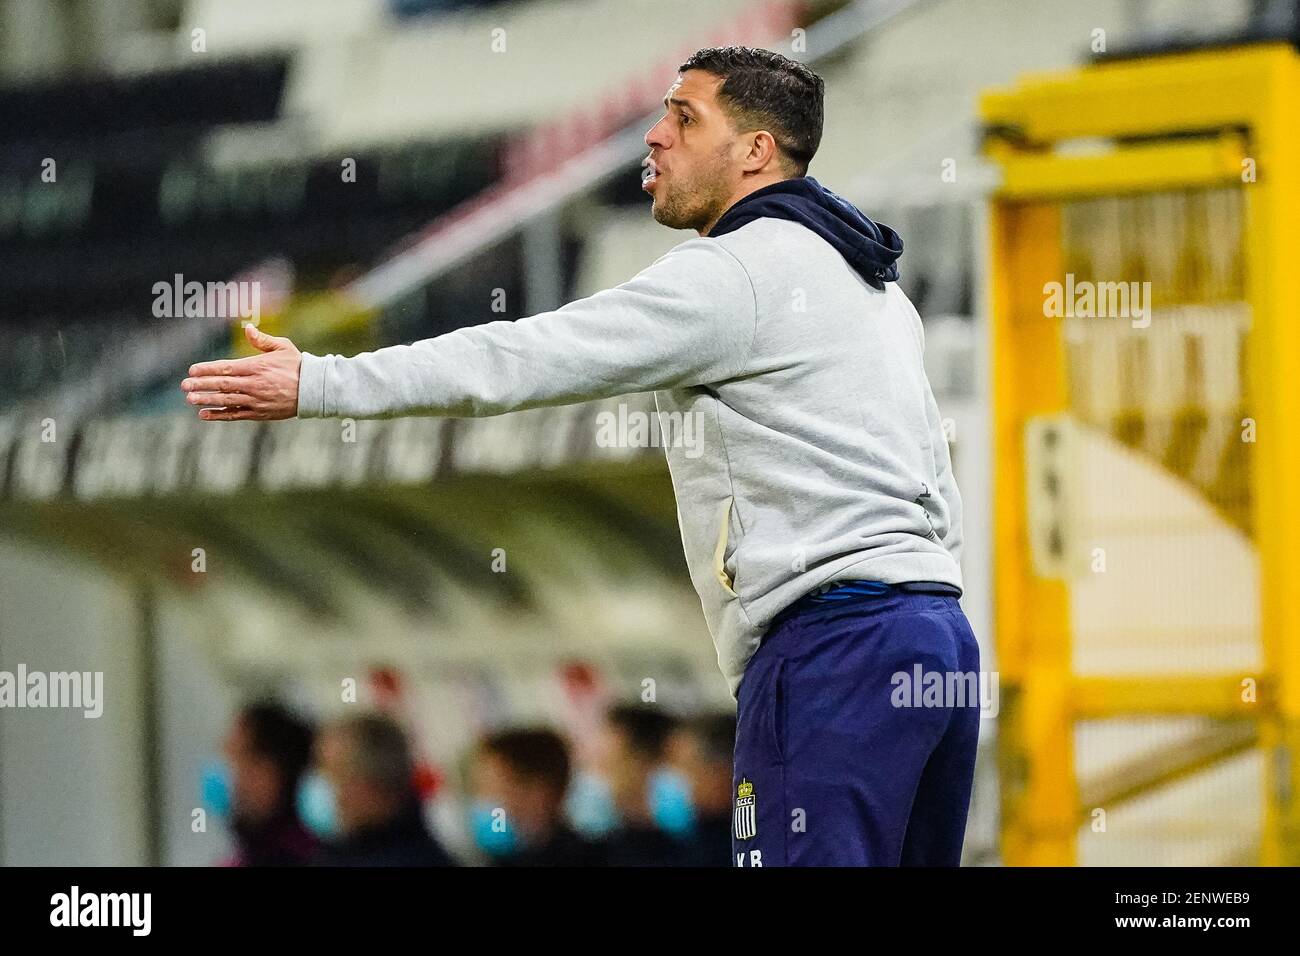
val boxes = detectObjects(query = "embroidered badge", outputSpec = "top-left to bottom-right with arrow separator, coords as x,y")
734,777 -> 757,841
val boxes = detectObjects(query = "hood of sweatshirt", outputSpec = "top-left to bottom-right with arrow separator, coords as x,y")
708,176 -> 903,290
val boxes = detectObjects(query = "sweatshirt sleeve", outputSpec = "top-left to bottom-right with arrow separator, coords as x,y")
296,237 -> 757,420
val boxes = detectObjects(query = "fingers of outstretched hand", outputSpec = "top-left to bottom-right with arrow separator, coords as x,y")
187,357 -> 259,378
184,391 -> 257,408
197,407 -> 264,421
181,375 -> 248,395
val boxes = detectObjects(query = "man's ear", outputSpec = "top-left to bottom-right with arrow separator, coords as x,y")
744,130 -> 781,173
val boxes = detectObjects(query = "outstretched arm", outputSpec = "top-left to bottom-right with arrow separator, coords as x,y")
182,238 -> 757,422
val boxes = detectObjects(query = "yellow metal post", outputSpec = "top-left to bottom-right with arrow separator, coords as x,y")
989,201 -> 1075,865
1240,50 -> 1300,867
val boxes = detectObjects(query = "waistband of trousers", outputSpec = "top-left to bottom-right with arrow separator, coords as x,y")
768,579 -> 962,633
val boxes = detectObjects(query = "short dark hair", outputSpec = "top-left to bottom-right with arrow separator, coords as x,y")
480,727 -> 573,797
334,713 -> 416,799
240,701 -> 315,804
678,46 -> 824,175
608,704 -> 678,761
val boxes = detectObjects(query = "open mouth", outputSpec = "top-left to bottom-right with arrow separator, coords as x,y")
641,157 -> 659,189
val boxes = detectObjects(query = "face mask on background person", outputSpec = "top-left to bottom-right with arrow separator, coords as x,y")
296,771 -> 341,840
565,769 -> 619,838
199,759 -> 233,819
468,800 -> 519,857
648,767 -> 696,836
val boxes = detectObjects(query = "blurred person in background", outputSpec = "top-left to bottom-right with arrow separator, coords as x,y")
670,713 -> 737,867
471,727 -> 607,866
600,704 -> 688,867
308,713 -> 455,867
220,701 -> 319,867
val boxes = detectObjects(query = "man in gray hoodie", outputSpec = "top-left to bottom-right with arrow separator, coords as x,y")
181,46 -> 981,868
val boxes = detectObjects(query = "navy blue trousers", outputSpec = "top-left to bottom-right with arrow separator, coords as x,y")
732,588 -> 981,867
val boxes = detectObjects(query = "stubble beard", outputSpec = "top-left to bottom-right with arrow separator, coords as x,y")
650,146 -> 735,234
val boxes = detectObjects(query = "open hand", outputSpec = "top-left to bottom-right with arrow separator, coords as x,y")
181,324 -> 302,421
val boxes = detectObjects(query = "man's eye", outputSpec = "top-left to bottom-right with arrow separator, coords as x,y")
680,114 -> 693,126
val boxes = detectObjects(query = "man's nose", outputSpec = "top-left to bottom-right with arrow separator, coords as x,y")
645,115 -> 670,149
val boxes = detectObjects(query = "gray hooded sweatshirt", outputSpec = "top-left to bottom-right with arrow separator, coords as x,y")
298,181 -> 962,696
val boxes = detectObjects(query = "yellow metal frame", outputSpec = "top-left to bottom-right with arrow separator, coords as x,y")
990,133 -> 1248,200
983,42 -> 1300,865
